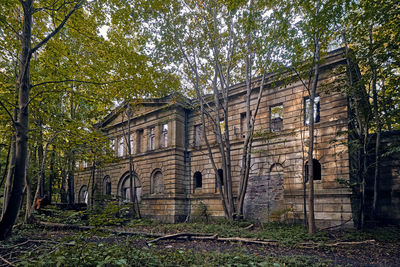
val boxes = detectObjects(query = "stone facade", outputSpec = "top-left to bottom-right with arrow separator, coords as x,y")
74,49 -> 369,227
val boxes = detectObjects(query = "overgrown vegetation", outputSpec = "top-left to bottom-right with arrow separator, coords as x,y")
18,236 -> 333,267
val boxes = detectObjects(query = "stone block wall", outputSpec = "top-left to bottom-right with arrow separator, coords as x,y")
187,49 -> 353,227
74,49 -> 364,227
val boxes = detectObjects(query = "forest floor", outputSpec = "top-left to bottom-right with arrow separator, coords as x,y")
1,204 -> 399,266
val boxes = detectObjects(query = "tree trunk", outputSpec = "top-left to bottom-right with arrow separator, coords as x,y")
27,142 -> 51,221
67,157 -> 75,204
90,161 -> 96,207
24,152 -> 32,223
0,0 -> 33,240
307,29 -> 320,235
369,25 -> 381,225
0,137 -> 12,190
48,149 -> 56,204
1,136 -> 15,219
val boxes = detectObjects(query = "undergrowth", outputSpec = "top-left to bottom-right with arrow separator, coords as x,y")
18,237 -> 332,267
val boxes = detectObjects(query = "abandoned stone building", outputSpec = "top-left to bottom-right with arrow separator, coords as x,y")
75,48 -> 400,227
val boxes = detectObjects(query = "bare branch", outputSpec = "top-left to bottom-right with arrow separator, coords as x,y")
31,0 -> 85,54
31,79 -> 125,89
0,99 -> 16,127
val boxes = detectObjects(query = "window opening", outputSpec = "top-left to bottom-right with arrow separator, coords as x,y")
194,171 -> 202,189
305,159 -> 322,182
270,104 -> 283,132
304,95 -> 320,125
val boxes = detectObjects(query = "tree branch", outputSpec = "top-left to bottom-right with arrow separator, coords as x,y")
0,99 -> 16,127
30,79 -> 125,89
31,0 -> 85,55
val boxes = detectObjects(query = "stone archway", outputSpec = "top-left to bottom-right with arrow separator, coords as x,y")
118,172 -> 142,202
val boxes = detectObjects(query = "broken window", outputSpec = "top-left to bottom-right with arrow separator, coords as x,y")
194,124 -> 202,147
219,119 -> 225,134
240,112 -> 247,138
129,133 -> 134,154
161,123 -> 168,148
151,170 -> 164,194
216,169 -> 224,187
149,127 -> 155,150
270,104 -> 283,132
118,136 -> 124,157
120,175 -> 141,202
304,95 -> 320,126
305,159 -> 322,182
110,138 -> 115,152
194,171 -> 202,189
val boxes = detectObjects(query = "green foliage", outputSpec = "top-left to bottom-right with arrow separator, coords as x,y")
191,201 -> 210,223
19,236 -> 332,267
35,202 -> 133,227
86,202 -> 132,227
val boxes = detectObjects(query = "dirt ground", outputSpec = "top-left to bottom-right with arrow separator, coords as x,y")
1,226 -> 400,266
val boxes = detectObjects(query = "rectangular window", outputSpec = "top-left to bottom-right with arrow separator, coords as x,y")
161,123 -> 168,148
270,104 -> 283,132
149,127 -> 155,150
136,130 -> 143,153
118,136 -> 124,157
110,138 -> 115,152
240,112 -> 252,138
304,95 -> 320,126
129,133 -> 134,154
194,124 -> 202,147
219,119 -> 225,134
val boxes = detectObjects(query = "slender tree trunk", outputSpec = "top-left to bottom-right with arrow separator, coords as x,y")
24,152 -> 32,223
27,142 -> 51,220
369,25 -> 381,225
48,149 -> 55,204
90,161 -> 96,207
67,157 -> 75,204
1,137 -> 15,219
307,29 -> 320,235
0,138 -> 12,190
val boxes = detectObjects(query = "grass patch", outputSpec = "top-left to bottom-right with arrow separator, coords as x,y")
18,237 -> 332,267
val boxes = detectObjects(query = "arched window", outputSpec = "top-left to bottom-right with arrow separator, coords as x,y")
305,159 -> 322,182
78,185 -> 88,204
151,169 -> 164,194
119,173 -> 142,202
194,171 -> 202,189
103,176 -> 112,195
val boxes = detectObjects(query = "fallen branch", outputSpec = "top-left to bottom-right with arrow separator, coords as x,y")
148,232 -> 216,243
299,239 -> 375,248
148,232 -> 278,246
0,255 -> 15,267
244,224 -> 254,230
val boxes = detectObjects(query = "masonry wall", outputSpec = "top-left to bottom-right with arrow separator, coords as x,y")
75,49 -> 357,227
187,50 -> 353,227
75,102 -> 189,223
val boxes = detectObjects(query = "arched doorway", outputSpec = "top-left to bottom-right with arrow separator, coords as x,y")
78,185 -> 88,204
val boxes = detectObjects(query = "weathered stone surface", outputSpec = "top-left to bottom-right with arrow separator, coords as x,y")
74,49 -> 399,227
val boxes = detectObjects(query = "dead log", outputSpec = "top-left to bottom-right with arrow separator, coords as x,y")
148,232 -> 278,246
148,232 -> 216,243
299,239 -> 375,248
